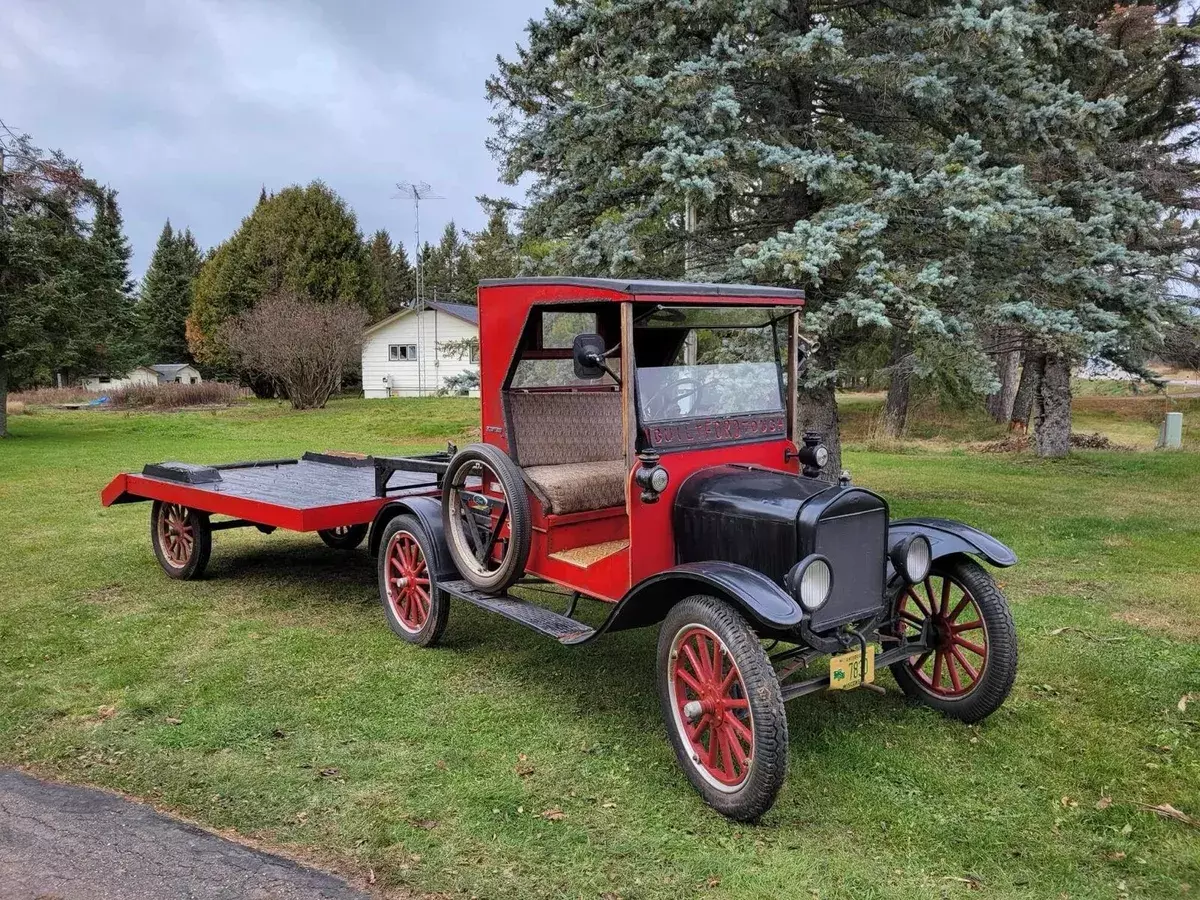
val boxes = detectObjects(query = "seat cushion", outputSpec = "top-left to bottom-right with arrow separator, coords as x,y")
523,460 -> 627,515
509,391 -> 623,467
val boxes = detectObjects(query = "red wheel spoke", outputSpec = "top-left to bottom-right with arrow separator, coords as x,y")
725,711 -> 753,746
685,713 -> 711,742
932,651 -> 945,689
948,594 -> 973,623
675,666 -> 705,696
681,643 -> 706,681
955,637 -> 985,656
911,650 -> 932,673
946,653 -> 962,691
724,697 -> 749,710
950,645 -> 979,682
940,577 -> 951,615
905,588 -> 931,618
924,578 -> 937,612
900,610 -> 925,627
952,619 -> 983,634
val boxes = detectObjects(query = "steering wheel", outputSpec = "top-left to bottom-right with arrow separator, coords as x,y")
645,376 -> 704,420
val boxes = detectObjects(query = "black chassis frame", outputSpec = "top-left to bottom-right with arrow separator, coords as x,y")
365,484 -> 1016,703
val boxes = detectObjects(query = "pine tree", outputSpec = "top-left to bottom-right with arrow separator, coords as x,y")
82,188 -> 139,377
392,241 -> 415,309
137,220 -> 203,363
469,199 -> 520,282
488,0 -> 1191,464
366,228 -> 411,316
425,221 -> 478,302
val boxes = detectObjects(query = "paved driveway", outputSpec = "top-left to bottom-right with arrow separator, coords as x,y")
0,769 -> 370,900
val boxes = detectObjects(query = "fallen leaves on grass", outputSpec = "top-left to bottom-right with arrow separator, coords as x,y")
1179,694 -> 1200,713
407,817 -> 438,830
540,808 -> 566,822
1140,803 -> 1200,828
1096,797 -> 1113,810
514,753 -> 535,778
165,716 -> 183,726
96,705 -> 116,721
1048,626 -> 1126,643
319,767 -> 342,779
943,874 -> 984,889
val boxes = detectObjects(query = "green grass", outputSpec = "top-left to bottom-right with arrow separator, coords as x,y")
1,398 -> 1198,899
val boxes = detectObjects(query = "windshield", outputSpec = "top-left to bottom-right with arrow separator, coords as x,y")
634,314 -> 787,424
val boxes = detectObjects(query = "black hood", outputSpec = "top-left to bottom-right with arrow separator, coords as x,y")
674,465 -> 890,629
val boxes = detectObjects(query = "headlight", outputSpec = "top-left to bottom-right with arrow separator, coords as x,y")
891,535 -> 932,584
814,445 -> 829,468
785,554 -> 834,612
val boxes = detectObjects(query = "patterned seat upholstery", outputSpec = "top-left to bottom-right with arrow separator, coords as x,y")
509,391 -> 627,514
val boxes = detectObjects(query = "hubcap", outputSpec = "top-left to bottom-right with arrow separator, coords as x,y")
448,461 -> 512,579
898,574 -> 988,697
158,504 -> 194,568
668,625 -> 754,791
385,531 -> 432,633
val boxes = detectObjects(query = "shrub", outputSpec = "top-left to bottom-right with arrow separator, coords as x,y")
224,291 -> 369,410
438,370 -> 480,397
107,381 -> 245,410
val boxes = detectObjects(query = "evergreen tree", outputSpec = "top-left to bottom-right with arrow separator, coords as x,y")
137,220 -> 203,363
187,181 -> 376,367
425,221 -> 478,302
84,188 -> 139,375
488,0 -> 1191,464
468,199 -> 520,282
366,228 -> 411,315
392,241 -> 415,309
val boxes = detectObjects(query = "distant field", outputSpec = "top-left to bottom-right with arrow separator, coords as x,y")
1,397 -> 1197,899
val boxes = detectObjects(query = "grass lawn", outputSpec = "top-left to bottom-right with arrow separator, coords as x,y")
1,397 -> 1198,899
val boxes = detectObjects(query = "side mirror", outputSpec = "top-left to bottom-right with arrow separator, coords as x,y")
572,333 -> 607,380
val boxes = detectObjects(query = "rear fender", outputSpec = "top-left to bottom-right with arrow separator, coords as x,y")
369,497 -> 458,580
600,561 -> 802,638
887,518 -> 1017,580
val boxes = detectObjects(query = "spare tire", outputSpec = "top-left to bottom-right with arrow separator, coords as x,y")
441,443 -> 531,593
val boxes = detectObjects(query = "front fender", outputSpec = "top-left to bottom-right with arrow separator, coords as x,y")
599,561 -> 802,637
368,496 -> 458,580
888,517 -> 1017,578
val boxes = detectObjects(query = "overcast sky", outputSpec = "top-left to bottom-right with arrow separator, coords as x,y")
3,0 -> 548,276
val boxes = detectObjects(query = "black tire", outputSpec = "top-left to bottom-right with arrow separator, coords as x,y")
888,556 -> 1017,723
318,524 -> 368,550
657,595 -> 788,822
377,515 -> 449,647
441,443 -> 531,593
150,500 -> 212,580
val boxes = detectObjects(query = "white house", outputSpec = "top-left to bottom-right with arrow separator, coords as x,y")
361,301 -> 480,398
82,363 -> 203,392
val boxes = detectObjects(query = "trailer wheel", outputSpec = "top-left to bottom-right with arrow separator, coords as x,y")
150,500 -> 212,580
658,595 -> 788,822
318,524 -> 368,550
441,443 -> 531,593
888,556 -> 1017,723
377,515 -> 449,647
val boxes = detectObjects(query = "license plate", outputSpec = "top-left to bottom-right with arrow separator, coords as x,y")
828,646 -> 876,691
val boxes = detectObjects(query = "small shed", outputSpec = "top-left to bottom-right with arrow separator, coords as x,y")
361,301 -> 479,398
82,364 -> 202,392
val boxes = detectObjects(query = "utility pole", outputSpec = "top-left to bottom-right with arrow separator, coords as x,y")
395,181 -> 443,396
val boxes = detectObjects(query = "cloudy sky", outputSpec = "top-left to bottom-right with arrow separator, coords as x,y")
3,0 -> 549,275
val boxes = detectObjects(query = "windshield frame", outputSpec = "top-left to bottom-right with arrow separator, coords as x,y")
632,305 -> 796,453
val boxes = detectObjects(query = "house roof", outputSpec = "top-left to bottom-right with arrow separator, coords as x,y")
150,364 -> 194,377
363,300 -> 480,335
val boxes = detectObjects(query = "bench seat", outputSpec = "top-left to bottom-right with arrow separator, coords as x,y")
523,460 -> 627,515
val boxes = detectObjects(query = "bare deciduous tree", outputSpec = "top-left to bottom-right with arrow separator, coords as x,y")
224,291 -> 367,410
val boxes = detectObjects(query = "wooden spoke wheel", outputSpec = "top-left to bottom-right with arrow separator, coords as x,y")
150,500 -> 211,580
657,595 -> 788,822
889,556 -> 1017,723
441,443 -> 530,593
376,515 -> 448,646
318,523 -> 368,550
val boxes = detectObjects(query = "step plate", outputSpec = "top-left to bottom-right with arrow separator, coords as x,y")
440,580 -> 596,644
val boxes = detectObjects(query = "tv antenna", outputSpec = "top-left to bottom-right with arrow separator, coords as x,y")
394,180 -> 444,397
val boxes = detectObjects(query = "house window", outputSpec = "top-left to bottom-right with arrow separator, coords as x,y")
190,377 -> 198,384
98,376 -> 111,384
388,344 -> 418,361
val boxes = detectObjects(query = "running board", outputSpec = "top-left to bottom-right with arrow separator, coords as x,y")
439,579 -> 596,645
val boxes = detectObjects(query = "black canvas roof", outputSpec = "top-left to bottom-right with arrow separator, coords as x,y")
478,277 -> 804,300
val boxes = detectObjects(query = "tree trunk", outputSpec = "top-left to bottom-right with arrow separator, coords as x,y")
0,364 -> 8,438
1036,354 -> 1072,458
246,371 -> 278,399
882,332 -> 912,437
1010,350 -> 1044,433
986,340 -> 1021,423
798,377 -> 842,483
